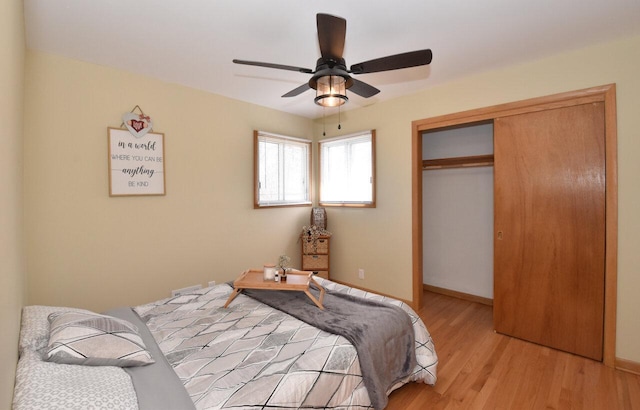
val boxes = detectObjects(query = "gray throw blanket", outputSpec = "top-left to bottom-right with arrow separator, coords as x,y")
240,283 -> 416,410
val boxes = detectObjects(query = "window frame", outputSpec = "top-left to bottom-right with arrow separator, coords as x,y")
318,130 -> 376,208
254,130 -> 312,208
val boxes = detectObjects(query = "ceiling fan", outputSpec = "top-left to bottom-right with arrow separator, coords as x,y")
233,13 -> 432,107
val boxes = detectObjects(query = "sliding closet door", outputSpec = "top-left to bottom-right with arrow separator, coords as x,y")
493,102 -> 605,361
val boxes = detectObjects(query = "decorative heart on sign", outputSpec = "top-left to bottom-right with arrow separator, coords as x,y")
122,112 -> 153,138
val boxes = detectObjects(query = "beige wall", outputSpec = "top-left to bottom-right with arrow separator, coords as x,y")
24,51 -> 314,312
315,35 -> 640,363
0,0 -> 26,406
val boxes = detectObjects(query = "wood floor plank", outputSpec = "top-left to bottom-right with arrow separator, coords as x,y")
387,291 -> 640,410
531,348 -> 565,409
627,372 -> 640,408
480,339 -> 532,409
510,342 -> 551,408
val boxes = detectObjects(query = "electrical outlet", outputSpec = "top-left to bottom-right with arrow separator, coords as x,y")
358,268 -> 365,280
208,280 -> 216,287
171,284 -> 202,297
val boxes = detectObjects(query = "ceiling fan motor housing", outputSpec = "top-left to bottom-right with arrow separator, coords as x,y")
308,58 -> 353,90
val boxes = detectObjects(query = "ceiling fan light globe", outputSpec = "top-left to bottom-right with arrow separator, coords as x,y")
315,75 -> 348,107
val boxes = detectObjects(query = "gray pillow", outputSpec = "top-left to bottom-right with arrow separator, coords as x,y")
46,311 -> 154,367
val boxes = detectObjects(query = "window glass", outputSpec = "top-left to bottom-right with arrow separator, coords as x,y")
319,130 -> 376,207
255,131 -> 311,208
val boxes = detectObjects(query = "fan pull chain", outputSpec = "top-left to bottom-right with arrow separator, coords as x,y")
322,108 -> 326,136
321,106 -> 343,137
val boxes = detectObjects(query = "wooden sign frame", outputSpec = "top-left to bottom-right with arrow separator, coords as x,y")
108,127 -> 166,196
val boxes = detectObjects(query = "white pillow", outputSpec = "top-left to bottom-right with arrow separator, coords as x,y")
46,311 -> 154,367
19,306 -> 93,353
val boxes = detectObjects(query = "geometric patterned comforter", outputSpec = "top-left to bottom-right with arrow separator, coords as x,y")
134,277 -> 438,409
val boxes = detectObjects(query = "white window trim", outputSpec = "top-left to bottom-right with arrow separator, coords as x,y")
254,130 -> 312,208
319,130 -> 376,208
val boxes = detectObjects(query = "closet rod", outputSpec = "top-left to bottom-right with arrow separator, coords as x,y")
422,154 -> 494,170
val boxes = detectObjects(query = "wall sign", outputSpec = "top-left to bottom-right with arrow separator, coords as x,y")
108,127 -> 166,196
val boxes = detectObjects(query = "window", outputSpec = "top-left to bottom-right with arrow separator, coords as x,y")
319,130 -> 376,207
254,131 -> 311,208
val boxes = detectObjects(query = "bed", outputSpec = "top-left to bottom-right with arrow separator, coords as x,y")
13,276 -> 438,409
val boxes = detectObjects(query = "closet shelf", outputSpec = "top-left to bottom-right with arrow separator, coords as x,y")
422,154 -> 494,170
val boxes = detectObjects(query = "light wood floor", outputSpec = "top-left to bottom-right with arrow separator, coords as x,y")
387,291 -> 640,409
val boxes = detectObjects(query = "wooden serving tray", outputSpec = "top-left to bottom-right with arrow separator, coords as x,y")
223,269 -> 325,309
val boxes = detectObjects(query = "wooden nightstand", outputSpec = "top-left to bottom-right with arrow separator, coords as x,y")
301,235 -> 330,280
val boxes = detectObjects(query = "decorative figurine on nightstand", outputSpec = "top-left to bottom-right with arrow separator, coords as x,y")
311,207 -> 327,230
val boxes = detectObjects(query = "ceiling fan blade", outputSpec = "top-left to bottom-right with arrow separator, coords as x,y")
233,59 -> 313,74
350,49 -> 432,74
282,83 -> 311,98
348,78 -> 380,98
317,13 -> 346,60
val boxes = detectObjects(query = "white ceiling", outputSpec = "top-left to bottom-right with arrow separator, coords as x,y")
24,0 -> 640,119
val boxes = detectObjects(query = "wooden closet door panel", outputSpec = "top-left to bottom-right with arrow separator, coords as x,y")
493,102 -> 605,361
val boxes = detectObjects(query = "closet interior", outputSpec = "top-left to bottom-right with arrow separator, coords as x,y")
422,122 -> 494,304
